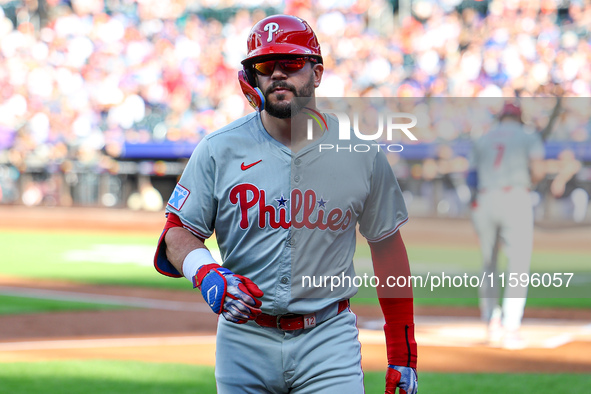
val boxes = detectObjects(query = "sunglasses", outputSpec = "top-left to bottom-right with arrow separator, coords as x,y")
252,57 -> 317,76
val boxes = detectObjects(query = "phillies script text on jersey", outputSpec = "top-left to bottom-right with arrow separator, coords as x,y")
229,183 -> 353,231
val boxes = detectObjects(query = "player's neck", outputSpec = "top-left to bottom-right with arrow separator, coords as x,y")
261,109 -> 323,153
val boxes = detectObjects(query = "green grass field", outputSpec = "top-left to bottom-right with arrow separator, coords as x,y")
1,229 -> 589,392
0,230 -> 186,289
1,229 -> 589,309
0,360 -> 588,394
0,295 -> 129,315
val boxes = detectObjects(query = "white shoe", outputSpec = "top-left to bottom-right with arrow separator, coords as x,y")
503,330 -> 526,350
487,306 -> 503,344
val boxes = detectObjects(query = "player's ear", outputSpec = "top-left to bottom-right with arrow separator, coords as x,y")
312,63 -> 324,88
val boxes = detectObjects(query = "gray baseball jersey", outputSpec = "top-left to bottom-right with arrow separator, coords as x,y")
469,120 -> 545,191
161,110 -> 408,315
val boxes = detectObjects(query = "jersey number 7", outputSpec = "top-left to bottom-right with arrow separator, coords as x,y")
494,144 -> 505,169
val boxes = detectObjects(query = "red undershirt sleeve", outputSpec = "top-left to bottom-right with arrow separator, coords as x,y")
369,230 -> 418,369
154,212 -> 205,278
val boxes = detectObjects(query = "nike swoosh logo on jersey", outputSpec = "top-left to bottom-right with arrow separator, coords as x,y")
241,160 -> 262,171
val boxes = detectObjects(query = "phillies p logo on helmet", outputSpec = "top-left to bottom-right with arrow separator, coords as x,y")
241,15 -> 322,65
238,15 -> 323,111
264,22 -> 279,42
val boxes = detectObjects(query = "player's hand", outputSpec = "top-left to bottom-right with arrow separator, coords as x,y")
194,264 -> 264,324
385,365 -> 417,394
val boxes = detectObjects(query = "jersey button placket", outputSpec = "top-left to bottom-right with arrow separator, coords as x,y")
293,157 -> 301,185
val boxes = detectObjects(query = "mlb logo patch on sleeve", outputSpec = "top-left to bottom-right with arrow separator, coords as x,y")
168,184 -> 190,211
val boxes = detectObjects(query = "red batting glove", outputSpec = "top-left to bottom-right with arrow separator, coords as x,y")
234,274 -> 265,302
385,367 -> 402,394
386,365 -> 418,394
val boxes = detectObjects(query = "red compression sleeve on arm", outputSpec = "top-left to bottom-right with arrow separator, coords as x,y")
369,231 -> 418,369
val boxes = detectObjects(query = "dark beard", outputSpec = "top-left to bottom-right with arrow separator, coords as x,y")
264,75 -> 315,119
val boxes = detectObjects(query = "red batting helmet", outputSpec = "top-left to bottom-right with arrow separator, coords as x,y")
238,15 -> 322,112
241,15 -> 322,65
500,102 -> 522,120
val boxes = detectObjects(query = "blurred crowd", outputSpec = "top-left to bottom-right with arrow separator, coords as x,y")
0,0 -> 590,216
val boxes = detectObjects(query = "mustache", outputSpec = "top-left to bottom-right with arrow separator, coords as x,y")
266,81 -> 296,95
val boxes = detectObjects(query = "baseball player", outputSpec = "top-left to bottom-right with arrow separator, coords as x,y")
154,15 -> 417,393
467,102 -> 546,349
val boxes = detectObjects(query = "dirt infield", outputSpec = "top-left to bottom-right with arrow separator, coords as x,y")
0,205 -> 590,373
